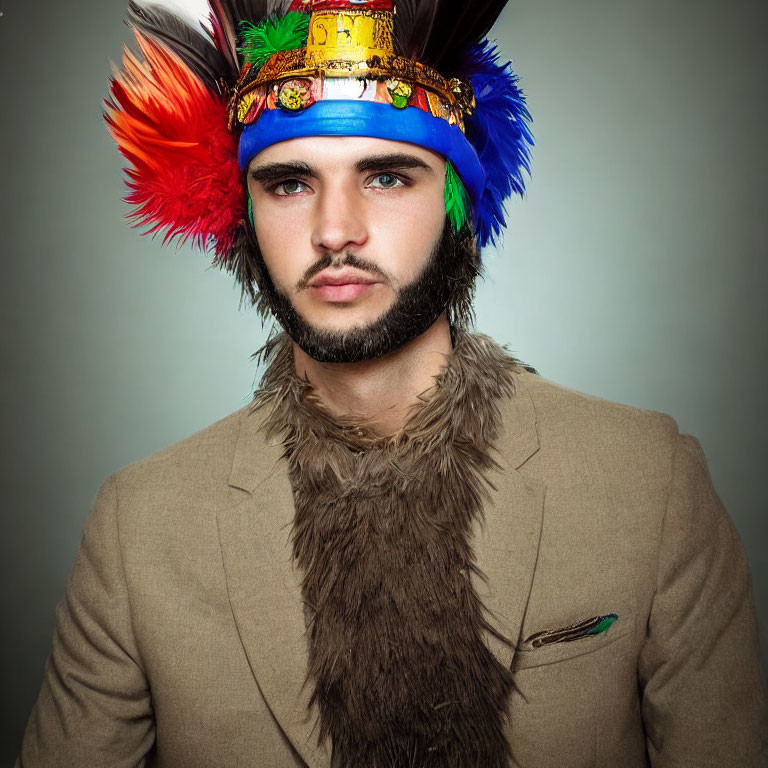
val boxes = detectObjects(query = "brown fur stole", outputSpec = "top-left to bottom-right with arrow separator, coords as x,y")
254,332 -> 524,768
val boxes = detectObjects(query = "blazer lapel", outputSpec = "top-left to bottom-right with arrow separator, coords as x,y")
473,375 -> 545,669
218,407 -> 331,768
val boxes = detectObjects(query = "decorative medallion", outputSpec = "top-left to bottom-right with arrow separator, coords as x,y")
386,79 -> 412,109
278,78 -> 316,111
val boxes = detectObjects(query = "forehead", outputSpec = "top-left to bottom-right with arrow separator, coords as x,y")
248,135 -> 445,171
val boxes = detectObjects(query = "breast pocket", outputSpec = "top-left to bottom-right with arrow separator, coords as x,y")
505,625 -> 643,768
514,620 -> 630,670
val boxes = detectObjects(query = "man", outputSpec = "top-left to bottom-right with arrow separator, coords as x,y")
17,0 -> 767,766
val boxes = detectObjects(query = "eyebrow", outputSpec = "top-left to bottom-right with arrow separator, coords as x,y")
354,153 -> 432,174
248,153 -> 433,185
249,161 -> 314,185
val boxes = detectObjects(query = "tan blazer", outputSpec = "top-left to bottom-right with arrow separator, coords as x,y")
17,371 -> 768,767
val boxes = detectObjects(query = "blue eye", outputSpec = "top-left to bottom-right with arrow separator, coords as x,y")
273,179 -> 308,196
369,173 -> 404,189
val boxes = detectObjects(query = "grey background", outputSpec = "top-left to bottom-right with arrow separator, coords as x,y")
1,0 -> 766,761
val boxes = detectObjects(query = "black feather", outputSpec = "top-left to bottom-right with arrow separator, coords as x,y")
208,0 -> 294,75
210,0 -> 295,44
395,0 -> 511,75
126,0 -> 298,89
215,0 -> 293,26
127,1 -> 231,88
393,0 -> 438,61
208,0 -> 241,75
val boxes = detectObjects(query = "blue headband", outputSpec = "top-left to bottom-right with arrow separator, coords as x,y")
238,100 -> 485,211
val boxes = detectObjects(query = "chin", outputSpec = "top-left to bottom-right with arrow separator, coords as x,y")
298,304 -> 390,334
299,320 -> 384,342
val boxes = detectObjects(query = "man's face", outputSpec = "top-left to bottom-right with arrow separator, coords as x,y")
246,136 -> 450,362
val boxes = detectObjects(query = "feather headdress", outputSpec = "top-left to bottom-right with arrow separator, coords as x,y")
105,0 -> 532,275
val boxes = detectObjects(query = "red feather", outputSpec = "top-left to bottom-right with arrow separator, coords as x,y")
104,32 -> 244,260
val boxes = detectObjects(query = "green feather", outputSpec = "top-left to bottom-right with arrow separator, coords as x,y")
444,161 -> 470,234
239,12 -> 310,69
248,196 -> 254,228
586,614 -> 618,636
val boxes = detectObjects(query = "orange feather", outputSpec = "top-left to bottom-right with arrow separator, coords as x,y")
104,32 -> 244,259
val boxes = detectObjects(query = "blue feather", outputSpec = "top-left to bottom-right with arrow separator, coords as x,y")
462,41 -> 534,248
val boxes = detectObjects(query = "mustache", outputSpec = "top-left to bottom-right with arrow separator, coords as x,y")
297,252 -> 390,290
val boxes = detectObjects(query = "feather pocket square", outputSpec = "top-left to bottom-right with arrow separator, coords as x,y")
524,613 -> 618,649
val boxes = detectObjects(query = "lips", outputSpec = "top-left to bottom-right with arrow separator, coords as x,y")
308,269 -> 382,303
309,269 -> 379,288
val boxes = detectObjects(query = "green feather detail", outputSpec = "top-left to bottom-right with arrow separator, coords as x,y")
248,196 -> 254,228
239,13 -> 310,69
444,161 -> 470,234
586,614 -> 618,636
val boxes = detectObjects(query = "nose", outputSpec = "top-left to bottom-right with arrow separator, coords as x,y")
310,183 -> 368,254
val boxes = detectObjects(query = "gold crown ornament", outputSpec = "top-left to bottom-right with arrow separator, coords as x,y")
229,0 -> 475,132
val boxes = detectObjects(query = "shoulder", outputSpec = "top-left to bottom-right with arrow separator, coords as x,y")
505,371 -> 689,524
514,370 -> 680,464
107,403 -> 268,513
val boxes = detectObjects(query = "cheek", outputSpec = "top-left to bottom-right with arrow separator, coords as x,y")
251,201 -> 310,290
372,193 -> 446,278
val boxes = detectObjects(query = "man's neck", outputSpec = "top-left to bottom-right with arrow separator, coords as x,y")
292,316 -> 454,436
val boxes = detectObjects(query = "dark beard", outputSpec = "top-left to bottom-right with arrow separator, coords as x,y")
248,221 -> 480,364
